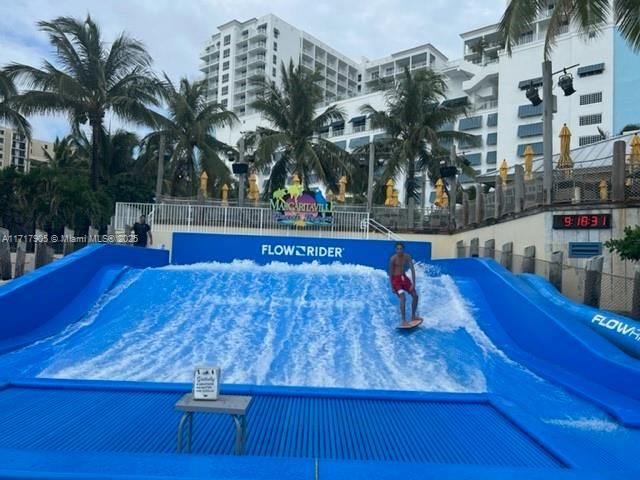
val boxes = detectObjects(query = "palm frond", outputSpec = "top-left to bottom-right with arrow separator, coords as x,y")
499,0 -> 547,56
615,0 -> 640,52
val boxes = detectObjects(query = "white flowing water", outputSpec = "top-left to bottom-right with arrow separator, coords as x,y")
0,261 -> 493,391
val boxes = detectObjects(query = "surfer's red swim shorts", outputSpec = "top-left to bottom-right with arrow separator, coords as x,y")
391,274 -> 413,294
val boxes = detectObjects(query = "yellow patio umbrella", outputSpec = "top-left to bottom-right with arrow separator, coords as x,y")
337,176 -> 347,202
247,173 -> 260,201
630,134 -> 640,166
523,145 -> 534,181
221,184 -> 229,203
199,171 -> 209,197
557,123 -> 573,169
434,178 -> 444,206
384,178 -> 394,206
499,159 -> 508,186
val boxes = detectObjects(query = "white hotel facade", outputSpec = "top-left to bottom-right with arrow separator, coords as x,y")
202,8 -> 640,204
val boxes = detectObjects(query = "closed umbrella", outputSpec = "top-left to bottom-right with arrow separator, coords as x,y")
557,123 -> 573,169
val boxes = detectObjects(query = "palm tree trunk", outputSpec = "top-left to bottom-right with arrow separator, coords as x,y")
405,158 -> 416,206
90,122 -> 100,191
155,134 -> 165,200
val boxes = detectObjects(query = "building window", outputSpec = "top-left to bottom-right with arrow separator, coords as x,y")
486,151 -> 497,164
273,54 -> 277,64
350,116 -> 367,133
579,135 -> 602,146
221,99 -> 228,107
517,122 -> 543,137
223,61 -> 229,71
580,92 -> 602,105
517,142 -> 543,156
487,113 -> 498,127
577,63 -> 604,77
222,74 -> 229,83
223,49 -> 230,58
465,153 -> 482,165
458,116 -> 483,130
223,35 -> 231,46
273,42 -> 278,51
579,113 -> 602,126
272,67 -> 276,77
518,103 -> 543,118
486,132 -> 497,145
242,30 -> 248,37
274,28 -> 279,38
459,135 -> 480,149
221,86 -> 228,95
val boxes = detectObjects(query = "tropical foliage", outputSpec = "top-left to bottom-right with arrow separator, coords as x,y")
4,15 -> 161,189
0,129 -> 154,236
245,60 -> 356,194
143,76 -> 237,196
362,68 -> 477,204
605,226 -> 640,261
0,71 -> 31,138
500,0 -> 640,60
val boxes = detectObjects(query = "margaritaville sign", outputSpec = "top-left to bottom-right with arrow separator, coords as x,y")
270,183 -> 334,227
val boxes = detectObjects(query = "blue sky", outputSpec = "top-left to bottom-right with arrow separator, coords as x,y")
0,0 -> 505,140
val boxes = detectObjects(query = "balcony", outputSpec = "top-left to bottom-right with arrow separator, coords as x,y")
235,48 -> 248,56
248,68 -> 266,79
249,30 -> 267,42
248,55 -> 266,66
248,42 -> 267,53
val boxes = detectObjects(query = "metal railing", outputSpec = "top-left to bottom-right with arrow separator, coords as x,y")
114,202 -> 373,240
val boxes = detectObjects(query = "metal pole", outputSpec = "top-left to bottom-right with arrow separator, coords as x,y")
449,145 -> 457,230
155,134 -> 165,201
238,137 -> 245,207
542,60 -> 553,204
367,141 -> 375,211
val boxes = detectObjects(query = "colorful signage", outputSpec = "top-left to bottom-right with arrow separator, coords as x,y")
270,184 -> 333,227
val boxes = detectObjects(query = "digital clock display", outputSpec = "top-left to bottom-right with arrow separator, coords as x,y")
552,214 -> 611,229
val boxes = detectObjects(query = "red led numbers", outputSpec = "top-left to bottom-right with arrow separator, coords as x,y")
553,214 -> 611,229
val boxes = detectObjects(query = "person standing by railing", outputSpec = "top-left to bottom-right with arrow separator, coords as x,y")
130,215 -> 153,248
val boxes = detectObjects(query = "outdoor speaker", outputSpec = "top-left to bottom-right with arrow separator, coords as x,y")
232,163 -> 249,175
440,166 -> 458,178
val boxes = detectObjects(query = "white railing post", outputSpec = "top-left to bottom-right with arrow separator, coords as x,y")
260,209 -> 264,236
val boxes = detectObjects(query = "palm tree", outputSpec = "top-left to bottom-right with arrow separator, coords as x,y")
500,0 -> 640,60
3,15 -> 161,190
143,75 -> 237,197
0,71 -> 31,137
247,60 -> 355,193
362,68 -> 477,205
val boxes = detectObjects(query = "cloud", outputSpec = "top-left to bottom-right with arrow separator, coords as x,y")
0,0 -> 505,140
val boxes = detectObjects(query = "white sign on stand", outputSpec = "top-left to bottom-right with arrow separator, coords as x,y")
193,366 -> 221,400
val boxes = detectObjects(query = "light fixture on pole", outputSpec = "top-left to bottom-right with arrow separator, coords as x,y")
525,63 -> 579,204
558,70 -> 576,96
526,83 -> 543,106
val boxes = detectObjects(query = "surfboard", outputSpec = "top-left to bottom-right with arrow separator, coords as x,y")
396,317 -> 424,330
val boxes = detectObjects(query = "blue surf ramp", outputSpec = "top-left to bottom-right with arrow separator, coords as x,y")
521,273 -> 640,359
436,258 -> 640,426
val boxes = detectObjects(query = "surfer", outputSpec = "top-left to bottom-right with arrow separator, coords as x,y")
389,242 -> 419,327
